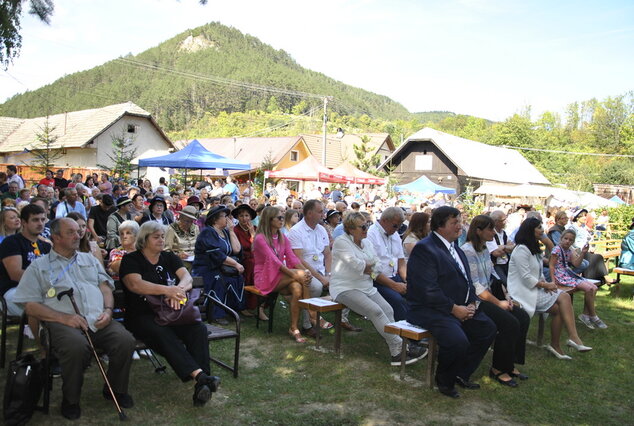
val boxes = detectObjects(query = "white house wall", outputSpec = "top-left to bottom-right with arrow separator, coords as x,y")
95,116 -> 171,168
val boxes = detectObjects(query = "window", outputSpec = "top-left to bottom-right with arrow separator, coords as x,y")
127,124 -> 137,133
290,150 -> 299,162
415,154 -> 433,171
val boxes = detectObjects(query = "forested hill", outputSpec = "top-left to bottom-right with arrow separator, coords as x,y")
0,22 -> 415,130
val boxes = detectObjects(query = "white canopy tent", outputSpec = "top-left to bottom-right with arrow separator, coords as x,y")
475,183 -> 617,209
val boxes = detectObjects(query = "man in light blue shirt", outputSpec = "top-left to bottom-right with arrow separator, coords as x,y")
55,187 -> 87,219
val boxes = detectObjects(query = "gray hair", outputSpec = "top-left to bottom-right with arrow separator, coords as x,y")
343,212 -> 365,234
136,221 -> 165,251
380,206 -> 404,222
525,211 -> 542,222
489,210 -> 505,222
119,220 -> 140,236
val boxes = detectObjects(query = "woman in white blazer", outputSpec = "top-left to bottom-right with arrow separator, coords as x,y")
507,218 -> 591,360
330,212 -> 424,365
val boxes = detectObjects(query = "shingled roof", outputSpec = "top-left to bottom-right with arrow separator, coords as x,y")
0,102 -> 172,152
175,136 -> 303,169
301,133 -> 392,168
379,127 -> 550,185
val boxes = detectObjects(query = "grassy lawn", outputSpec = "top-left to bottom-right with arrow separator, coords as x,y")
3,276 -> 633,425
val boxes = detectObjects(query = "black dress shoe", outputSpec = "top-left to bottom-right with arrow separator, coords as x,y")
61,399 -> 81,420
510,371 -> 529,380
103,385 -> 135,408
437,384 -> 460,398
489,369 -> 518,388
455,376 -> 481,389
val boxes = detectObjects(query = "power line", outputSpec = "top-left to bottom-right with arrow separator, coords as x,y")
235,106 -> 321,138
116,57 -> 329,100
502,145 -> 634,158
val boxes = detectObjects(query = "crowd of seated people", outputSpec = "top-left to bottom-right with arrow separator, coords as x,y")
0,165 -> 624,417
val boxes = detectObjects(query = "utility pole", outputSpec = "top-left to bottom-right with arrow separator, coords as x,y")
322,97 -> 328,166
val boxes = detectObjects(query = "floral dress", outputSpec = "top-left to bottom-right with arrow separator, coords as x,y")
552,245 -> 585,287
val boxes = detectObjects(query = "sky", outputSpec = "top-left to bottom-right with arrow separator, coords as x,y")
1,0 -> 632,122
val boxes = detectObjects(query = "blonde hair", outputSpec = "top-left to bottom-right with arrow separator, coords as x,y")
255,206 -> 284,248
0,208 -> 19,237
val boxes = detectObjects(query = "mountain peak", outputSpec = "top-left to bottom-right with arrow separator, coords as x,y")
178,34 -> 217,53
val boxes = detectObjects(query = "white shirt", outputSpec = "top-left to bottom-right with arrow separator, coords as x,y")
288,219 -> 329,274
330,234 -> 379,301
486,229 -> 509,265
366,223 -> 404,277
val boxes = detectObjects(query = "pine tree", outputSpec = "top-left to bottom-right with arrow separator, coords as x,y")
352,135 -> 381,172
26,117 -> 64,174
98,130 -> 138,180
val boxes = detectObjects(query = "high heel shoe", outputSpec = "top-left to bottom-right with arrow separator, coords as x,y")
545,344 -> 572,360
566,339 -> 592,352
489,369 -> 518,387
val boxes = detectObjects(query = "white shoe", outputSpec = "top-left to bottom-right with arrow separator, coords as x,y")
591,317 -> 608,329
566,339 -> 592,352
545,344 -> 572,360
578,314 -> 595,330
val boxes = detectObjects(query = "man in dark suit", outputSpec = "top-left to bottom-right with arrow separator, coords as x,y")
406,206 -> 496,398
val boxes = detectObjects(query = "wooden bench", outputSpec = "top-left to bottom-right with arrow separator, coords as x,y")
298,298 -> 344,355
590,239 -> 622,270
611,267 -> 633,296
244,286 -> 279,333
384,321 -> 436,389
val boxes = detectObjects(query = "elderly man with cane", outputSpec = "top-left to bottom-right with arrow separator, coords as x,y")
14,218 -> 136,421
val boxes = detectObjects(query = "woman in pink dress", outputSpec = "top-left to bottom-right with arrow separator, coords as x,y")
549,229 -> 606,329
253,206 -> 311,343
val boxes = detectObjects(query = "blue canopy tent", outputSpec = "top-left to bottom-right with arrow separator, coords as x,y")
139,139 -> 251,170
394,175 -> 456,194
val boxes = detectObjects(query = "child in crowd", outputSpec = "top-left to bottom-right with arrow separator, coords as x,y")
549,229 -> 607,329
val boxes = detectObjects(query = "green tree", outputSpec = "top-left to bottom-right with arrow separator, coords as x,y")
352,135 -> 381,172
26,117 -> 63,174
0,0 -> 53,68
97,131 -> 138,180
253,151 -> 276,198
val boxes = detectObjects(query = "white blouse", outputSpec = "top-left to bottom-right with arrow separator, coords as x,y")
330,233 -> 380,301
507,244 -> 545,317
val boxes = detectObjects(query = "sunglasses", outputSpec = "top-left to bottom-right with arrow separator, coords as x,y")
358,224 -> 368,231
275,216 -> 285,220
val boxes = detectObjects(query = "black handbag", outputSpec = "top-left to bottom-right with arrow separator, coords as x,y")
220,256 -> 241,277
144,288 -> 202,326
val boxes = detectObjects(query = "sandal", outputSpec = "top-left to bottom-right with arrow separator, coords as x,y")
318,318 -> 333,329
240,309 -> 254,317
289,329 -> 306,343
